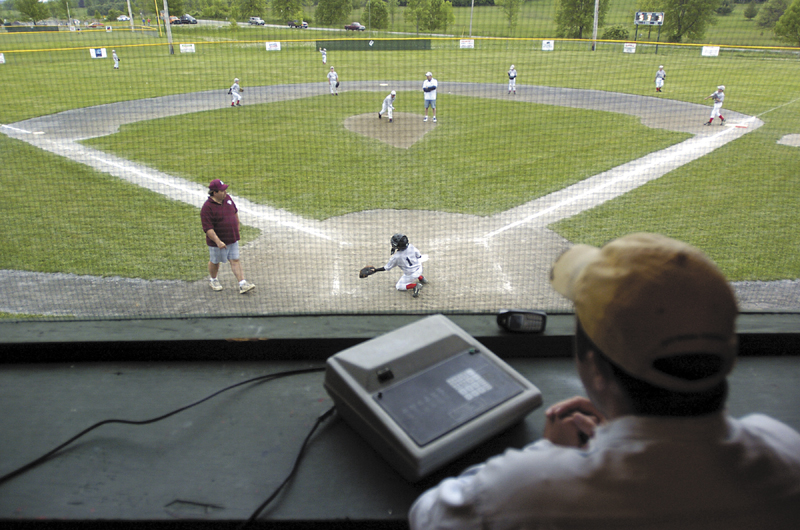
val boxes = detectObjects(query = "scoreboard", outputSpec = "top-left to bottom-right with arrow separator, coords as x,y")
635,12 -> 664,26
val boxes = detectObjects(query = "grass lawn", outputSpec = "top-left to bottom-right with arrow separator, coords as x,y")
0,30 -> 797,284
82,92 -> 688,219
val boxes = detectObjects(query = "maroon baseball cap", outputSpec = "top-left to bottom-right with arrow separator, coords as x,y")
209,179 -> 229,191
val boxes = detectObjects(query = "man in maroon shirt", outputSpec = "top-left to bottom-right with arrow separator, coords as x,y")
200,179 -> 255,293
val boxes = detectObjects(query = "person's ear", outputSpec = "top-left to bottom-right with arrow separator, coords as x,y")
583,349 -> 610,393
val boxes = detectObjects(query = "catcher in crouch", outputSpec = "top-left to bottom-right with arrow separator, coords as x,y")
360,234 -> 428,298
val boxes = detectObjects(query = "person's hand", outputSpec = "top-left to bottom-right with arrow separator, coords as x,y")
216,241 -> 227,249
543,396 -> 606,449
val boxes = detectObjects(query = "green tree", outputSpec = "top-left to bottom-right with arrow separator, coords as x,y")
386,0 -> 397,27
744,1 -> 759,18
365,0 -> 388,29
426,0 -> 454,31
315,0 -> 352,24
272,0 -> 302,21
404,0 -> 429,32
238,0 -> 266,18
497,0 -> 524,34
645,0 -> 720,42
756,0 -> 788,27
554,0 -> 609,38
107,7 -> 122,19
774,0 -> 800,44
14,0 -> 50,24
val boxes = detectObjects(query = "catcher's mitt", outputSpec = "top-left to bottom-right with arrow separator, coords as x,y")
359,266 -> 376,278
227,89 -> 231,94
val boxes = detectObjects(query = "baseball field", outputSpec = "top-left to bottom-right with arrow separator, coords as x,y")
0,16 -> 798,318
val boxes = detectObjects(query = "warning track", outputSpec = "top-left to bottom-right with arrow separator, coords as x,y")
3,82 -> 796,317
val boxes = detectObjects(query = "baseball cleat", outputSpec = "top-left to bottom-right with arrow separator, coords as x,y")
389,118 -> 392,122
210,278 -> 223,291
378,113 -> 381,119
412,283 -> 423,298
720,117 -> 726,124
418,276 -> 428,285
703,122 -> 711,126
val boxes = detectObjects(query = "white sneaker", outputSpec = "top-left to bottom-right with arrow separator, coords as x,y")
239,281 -> 255,294
210,278 -> 223,291
433,117 -> 437,122
423,116 -> 428,122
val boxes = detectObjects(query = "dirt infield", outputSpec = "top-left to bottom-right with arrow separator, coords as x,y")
2,82 -> 797,318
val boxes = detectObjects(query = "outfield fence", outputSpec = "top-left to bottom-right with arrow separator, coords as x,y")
0,20 -> 797,320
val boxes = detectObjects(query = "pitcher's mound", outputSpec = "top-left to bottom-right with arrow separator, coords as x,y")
344,112 -> 436,149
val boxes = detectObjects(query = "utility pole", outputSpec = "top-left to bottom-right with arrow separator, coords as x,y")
162,0 -> 174,55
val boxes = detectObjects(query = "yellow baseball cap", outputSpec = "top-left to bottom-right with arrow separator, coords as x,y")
550,233 -> 738,392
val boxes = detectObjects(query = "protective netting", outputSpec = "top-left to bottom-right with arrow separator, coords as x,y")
1,3 -> 798,319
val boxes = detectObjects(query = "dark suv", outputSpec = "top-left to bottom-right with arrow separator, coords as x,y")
180,14 -> 197,24
288,20 -> 308,28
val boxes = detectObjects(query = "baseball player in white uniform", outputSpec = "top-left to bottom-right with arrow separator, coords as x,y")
379,91 -> 396,122
422,72 -> 437,122
229,78 -> 242,107
327,67 -> 339,95
320,48 -> 327,64
508,65 -> 517,94
655,65 -> 666,92
112,49 -> 120,70
703,85 -> 725,125
366,234 -> 428,298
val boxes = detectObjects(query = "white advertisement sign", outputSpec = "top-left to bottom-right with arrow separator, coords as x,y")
0,53 -> 5,64
623,43 -> 637,54
542,40 -> 554,51
106,26 -> 112,32
180,43 -> 196,53
702,46 -> 720,57
90,48 -> 107,59
266,42 -> 282,51
460,39 -> 475,49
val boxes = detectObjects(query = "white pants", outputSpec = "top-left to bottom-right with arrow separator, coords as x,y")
114,58 -> 119,69
656,78 -> 664,89
329,81 -> 337,94
381,102 -> 394,119
231,92 -> 242,104
710,102 -> 723,119
509,78 -> 516,91
395,268 -> 422,290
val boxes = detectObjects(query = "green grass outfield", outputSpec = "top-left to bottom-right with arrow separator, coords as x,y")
0,34 -> 798,284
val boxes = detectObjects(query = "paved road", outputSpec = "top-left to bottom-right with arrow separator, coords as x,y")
3,82 -> 797,318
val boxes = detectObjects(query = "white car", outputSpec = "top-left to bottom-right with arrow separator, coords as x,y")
117,15 -> 130,21
249,17 -> 265,25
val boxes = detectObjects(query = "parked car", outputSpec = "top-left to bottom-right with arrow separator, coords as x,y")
88,22 -> 104,28
288,20 -> 308,29
344,22 -> 365,31
117,15 -> 130,21
180,14 -> 197,24
249,17 -> 265,25
169,16 -> 180,24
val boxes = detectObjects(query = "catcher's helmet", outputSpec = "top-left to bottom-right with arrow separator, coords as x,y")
391,233 -> 409,252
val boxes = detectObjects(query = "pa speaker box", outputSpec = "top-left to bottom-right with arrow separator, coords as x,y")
324,314 -> 542,482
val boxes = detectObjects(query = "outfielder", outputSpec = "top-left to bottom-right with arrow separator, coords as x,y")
655,65 -> 665,92
327,66 -> 339,95
508,64 -> 517,94
112,49 -> 120,70
379,91 -> 396,122
422,72 -> 437,122
228,78 -> 242,107
320,47 -> 327,64
358,234 -> 428,298
703,85 -> 725,125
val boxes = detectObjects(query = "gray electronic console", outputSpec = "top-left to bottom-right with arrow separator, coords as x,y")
324,314 -> 543,482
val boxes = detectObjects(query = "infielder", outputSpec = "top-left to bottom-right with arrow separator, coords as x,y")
228,78 -> 242,107
379,91 -> 396,122
358,234 -> 428,298
320,47 -> 327,64
655,65 -> 665,92
703,85 -> 725,125
327,66 -> 339,95
112,49 -> 120,70
508,64 -> 517,94
422,72 -> 437,122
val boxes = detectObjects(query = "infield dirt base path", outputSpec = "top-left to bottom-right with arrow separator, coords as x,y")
3,82 -> 797,317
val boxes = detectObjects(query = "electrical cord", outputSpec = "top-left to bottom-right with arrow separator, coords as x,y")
240,405 -> 337,529
0,366 -> 326,487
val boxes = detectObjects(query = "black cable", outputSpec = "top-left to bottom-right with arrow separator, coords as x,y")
240,405 -> 337,529
0,366 -> 326,487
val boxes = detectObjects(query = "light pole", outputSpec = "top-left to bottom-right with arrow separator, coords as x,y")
469,0 -> 474,37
